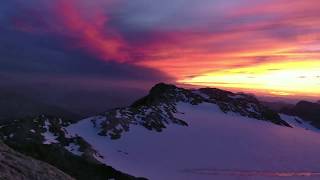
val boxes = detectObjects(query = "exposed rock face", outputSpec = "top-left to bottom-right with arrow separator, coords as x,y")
0,141 -> 74,180
86,83 -> 290,140
282,101 -> 320,128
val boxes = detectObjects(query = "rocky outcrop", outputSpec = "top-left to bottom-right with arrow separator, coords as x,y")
282,101 -> 320,128
0,141 -> 74,180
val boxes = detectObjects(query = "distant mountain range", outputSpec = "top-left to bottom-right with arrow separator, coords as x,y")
261,101 -> 294,112
0,91 -> 81,121
1,83 -> 320,180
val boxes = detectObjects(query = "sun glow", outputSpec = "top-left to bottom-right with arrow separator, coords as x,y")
179,61 -> 320,96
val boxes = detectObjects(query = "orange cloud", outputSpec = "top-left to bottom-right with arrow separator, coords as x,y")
54,0 -> 128,61
131,0 -> 320,97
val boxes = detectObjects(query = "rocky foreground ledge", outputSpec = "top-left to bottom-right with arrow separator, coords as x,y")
0,141 -> 74,180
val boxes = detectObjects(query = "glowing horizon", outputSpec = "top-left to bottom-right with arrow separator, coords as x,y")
6,0 -> 320,99
178,60 -> 320,97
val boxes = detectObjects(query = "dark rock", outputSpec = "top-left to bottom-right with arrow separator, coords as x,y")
0,141 -> 74,180
282,101 -> 320,128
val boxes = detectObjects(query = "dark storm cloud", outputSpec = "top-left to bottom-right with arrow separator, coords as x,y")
0,0 -> 173,115
0,26 -> 170,82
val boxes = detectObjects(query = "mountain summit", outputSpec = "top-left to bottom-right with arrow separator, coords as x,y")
64,83 -> 320,180
84,83 -> 289,139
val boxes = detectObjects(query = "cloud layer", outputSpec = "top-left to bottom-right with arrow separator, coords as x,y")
1,0 -> 320,97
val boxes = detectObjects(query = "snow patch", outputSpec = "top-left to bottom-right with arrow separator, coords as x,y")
281,114 -> 319,132
41,120 -> 58,144
115,110 -> 122,118
65,143 -> 83,156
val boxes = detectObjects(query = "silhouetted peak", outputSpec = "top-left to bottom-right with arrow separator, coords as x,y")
296,101 -> 319,108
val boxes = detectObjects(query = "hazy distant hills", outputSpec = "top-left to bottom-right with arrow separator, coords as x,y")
0,91 -> 81,121
0,85 -> 147,121
261,101 -> 294,112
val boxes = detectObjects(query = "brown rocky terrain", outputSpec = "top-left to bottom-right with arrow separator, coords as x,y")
0,141 -> 74,180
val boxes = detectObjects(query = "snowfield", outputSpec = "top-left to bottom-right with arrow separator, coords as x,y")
67,102 -> 320,180
42,119 -> 59,144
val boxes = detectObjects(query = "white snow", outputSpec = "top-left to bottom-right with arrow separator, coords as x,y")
42,120 -> 58,144
9,133 -> 14,138
65,143 -> 83,156
42,131 -> 59,144
143,108 -> 153,115
29,129 -> 36,133
247,103 -> 257,113
281,114 -> 319,132
115,110 -> 122,118
66,102 -> 320,180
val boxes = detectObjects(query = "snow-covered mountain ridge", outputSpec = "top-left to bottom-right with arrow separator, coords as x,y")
2,83 -> 319,180
64,83 -> 320,180
87,83 -> 290,139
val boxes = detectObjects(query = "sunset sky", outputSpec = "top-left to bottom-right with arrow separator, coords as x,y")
1,0 -> 320,100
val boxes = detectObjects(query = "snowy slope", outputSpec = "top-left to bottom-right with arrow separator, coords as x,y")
67,102 -> 320,180
280,114 -> 320,133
